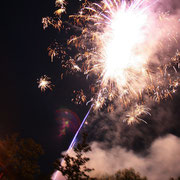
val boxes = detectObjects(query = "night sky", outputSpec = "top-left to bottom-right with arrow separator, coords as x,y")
1,0 -> 88,174
1,0 -> 180,178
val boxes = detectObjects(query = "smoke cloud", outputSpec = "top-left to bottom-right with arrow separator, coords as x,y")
87,134 -> 180,180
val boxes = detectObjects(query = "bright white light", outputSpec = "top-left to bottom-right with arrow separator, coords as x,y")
103,5 -> 148,87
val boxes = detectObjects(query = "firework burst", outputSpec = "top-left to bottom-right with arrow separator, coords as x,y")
37,75 -> 53,92
123,104 -> 150,125
43,0 -> 180,124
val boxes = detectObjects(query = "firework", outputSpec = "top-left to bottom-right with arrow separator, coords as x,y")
43,0 -> 180,124
37,75 -> 53,92
123,104 -> 150,125
68,104 -> 93,150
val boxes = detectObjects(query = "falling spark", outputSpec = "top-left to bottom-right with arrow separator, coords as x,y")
37,75 -> 53,92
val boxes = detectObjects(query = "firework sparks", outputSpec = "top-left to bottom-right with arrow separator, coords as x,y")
72,89 -> 87,105
123,104 -> 150,125
55,0 -> 66,7
43,0 -> 180,124
37,75 -> 53,92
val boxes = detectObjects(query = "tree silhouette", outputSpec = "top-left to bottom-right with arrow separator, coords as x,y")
55,133 -> 94,180
0,134 -> 44,180
114,168 -> 147,180
97,168 -> 147,180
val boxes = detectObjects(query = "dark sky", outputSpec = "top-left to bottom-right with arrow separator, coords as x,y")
1,0 -> 180,176
1,0 -> 88,174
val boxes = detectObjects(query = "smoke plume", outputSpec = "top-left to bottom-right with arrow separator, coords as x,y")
87,134 -> 180,180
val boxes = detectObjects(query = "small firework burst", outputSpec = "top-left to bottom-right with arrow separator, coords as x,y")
123,105 -> 151,125
37,75 -> 53,92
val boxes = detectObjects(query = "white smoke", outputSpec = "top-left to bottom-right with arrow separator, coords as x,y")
87,134 -> 180,180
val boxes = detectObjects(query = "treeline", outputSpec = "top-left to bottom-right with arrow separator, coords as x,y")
0,133 -> 179,180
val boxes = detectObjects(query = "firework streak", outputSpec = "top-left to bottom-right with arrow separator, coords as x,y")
68,104 -> 94,150
52,104 -> 93,180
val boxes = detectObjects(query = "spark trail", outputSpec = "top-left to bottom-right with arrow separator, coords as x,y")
68,104 -> 94,150
52,104 -> 93,180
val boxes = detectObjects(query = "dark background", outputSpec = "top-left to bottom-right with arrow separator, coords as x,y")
1,0 -> 89,174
